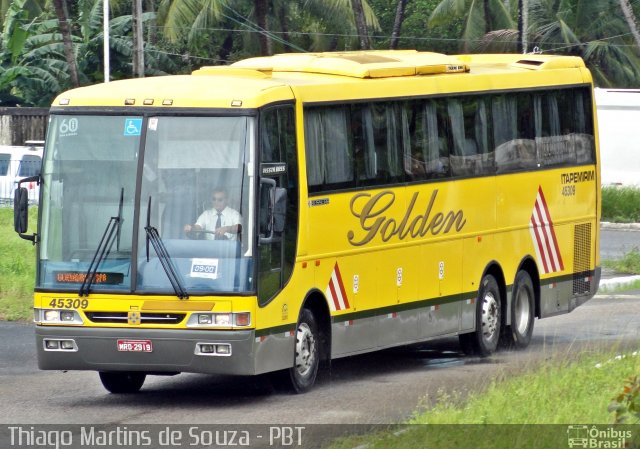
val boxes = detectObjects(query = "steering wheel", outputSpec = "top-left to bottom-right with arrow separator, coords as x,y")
186,229 -> 228,240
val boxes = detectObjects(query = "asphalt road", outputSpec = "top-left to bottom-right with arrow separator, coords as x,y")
601,227 -> 640,261
1,292 -> 639,427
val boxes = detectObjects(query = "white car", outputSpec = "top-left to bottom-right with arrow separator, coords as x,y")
0,141 -> 43,205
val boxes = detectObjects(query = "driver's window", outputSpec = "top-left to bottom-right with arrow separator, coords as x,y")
258,105 -> 298,305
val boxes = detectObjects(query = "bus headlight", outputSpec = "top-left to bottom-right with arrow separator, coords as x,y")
35,309 -> 84,325
214,314 -> 231,326
187,313 -> 251,328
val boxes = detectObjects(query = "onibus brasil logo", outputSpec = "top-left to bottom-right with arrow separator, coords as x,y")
567,425 -> 632,448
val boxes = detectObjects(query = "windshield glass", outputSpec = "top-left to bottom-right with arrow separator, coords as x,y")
39,115 -> 139,291
38,114 -> 256,295
137,116 -> 254,294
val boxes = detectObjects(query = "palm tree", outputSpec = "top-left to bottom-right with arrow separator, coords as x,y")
52,0 -> 80,87
618,0 -> 640,52
428,0 -> 514,52
157,0 -> 380,57
351,0 -> 370,49
390,0 -> 409,49
528,0 -> 640,87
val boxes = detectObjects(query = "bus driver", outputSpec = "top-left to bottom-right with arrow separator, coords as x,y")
184,188 -> 241,240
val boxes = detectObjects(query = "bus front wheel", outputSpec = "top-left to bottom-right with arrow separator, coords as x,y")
99,371 -> 146,394
459,274 -> 501,357
273,308 -> 320,394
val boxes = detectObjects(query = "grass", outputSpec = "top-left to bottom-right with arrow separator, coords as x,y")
603,249 -> 640,275
599,279 -> 640,294
0,207 -> 36,321
327,347 -> 640,449
602,186 -> 640,223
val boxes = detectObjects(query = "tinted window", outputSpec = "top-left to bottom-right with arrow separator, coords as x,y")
17,154 -> 42,177
304,86 -> 595,193
0,154 -> 9,176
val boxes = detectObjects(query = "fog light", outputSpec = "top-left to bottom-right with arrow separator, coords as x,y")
215,344 -> 231,355
44,310 -> 59,322
198,314 -> 212,325
199,344 -> 215,354
45,339 -> 59,350
60,311 -> 75,321
60,340 -> 75,350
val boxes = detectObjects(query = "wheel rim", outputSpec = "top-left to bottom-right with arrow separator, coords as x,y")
481,292 -> 499,341
514,286 -> 531,335
295,322 -> 316,378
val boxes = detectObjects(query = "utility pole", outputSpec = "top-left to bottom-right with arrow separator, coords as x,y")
103,0 -> 109,82
133,0 -> 144,77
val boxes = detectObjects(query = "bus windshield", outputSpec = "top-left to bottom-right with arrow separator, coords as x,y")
38,114 -> 255,295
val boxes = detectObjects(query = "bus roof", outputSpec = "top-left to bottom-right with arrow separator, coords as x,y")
52,51 -> 590,109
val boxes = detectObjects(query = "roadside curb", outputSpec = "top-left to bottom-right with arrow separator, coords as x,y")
601,222 -> 640,230
598,275 -> 640,292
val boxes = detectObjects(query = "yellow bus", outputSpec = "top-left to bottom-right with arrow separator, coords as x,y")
15,50 -> 600,394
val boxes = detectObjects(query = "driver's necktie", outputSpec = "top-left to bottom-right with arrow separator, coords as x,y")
215,212 -> 223,240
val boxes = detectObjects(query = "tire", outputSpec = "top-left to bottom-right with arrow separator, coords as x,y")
503,271 -> 535,349
459,274 -> 501,357
273,308 -> 320,394
99,372 -> 146,394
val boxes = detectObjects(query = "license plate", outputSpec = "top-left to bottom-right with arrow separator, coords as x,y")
117,339 -> 153,352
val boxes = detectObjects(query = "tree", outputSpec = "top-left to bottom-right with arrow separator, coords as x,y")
618,0 -> 640,52
428,0 -> 514,51
527,0 -> 640,87
351,0 -> 371,49
52,0 -> 79,87
390,0 -> 408,49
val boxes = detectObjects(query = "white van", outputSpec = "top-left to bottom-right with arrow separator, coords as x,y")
0,142 -> 43,205
595,88 -> 640,186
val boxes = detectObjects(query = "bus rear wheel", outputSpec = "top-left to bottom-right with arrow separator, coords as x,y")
502,271 -> 535,349
273,308 -> 320,394
99,371 -> 146,394
459,274 -> 501,357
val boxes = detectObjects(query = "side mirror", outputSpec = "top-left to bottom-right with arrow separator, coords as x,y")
14,187 -> 28,233
259,178 -> 287,244
13,175 -> 39,243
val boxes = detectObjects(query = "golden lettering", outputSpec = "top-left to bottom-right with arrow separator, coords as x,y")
347,189 -> 466,246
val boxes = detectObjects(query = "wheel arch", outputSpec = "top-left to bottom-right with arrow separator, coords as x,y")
300,288 -> 332,362
516,256 -> 541,319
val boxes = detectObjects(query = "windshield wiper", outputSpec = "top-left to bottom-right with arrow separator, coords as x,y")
79,188 -> 124,297
144,196 -> 189,299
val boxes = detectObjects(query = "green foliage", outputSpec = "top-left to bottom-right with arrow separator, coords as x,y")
0,207 -> 36,321
610,375 -> 640,424
327,349 -> 640,449
603,250 -> 640,275
601,186 -> 640,223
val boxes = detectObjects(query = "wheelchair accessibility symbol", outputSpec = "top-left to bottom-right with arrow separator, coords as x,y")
124,118 -> 143,136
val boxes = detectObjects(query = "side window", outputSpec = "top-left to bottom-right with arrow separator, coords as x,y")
17,155 -> 42,177
258,105 -> 298,305
409,99 -> 449,180
0,153 -> 9,176
558,88 -> 596,165
447,97 -> 494,177
370,102 -> 404,184
534,92 -> 572,167
304,106 -> 354,192
494,93 -> 537,173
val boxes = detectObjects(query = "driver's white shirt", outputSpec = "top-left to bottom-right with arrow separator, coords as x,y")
195,207 -> 241,240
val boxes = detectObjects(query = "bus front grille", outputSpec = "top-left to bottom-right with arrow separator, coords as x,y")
85,312 -> 186,325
